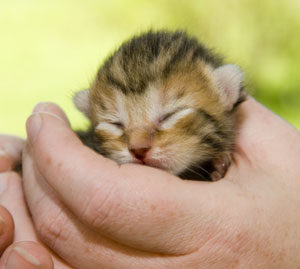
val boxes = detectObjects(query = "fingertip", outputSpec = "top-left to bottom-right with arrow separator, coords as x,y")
2,242 -> 53,269
0,206 -> 14,256
0,136 -> 25,172
32,102 -> 70,126
26,103 -> 71,146
26,114 -> 42,146
0,156 -> 12,173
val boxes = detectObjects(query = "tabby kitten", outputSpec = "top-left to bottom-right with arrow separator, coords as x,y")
74,30 -> 246,180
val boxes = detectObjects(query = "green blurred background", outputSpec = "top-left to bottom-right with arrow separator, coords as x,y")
1,0 -> 299,137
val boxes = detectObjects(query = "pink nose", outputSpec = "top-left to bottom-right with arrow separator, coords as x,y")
130,147 -> 150,161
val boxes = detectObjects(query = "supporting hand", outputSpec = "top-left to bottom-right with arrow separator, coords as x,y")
20,99 -> 300,268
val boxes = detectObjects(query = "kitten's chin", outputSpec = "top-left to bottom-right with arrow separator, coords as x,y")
143,158 -> 164,169
117,154 -> 181,174
142,156 -> 180,175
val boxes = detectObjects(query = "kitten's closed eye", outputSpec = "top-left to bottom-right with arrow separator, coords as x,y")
95,122 -> 124,137
74,30 -> 246,180
111,121 -> 124,128
158,112 -> 175,124
159,108 -> 194,130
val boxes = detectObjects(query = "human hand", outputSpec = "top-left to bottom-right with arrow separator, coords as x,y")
0,135 -> 24,173
21,99 -> 300,268
0,135 -> 24,256
0,135 -> 68,268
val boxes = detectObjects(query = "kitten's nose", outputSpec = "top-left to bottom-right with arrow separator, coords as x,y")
129,147 -> 150,161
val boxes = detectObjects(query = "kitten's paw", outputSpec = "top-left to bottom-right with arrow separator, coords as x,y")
210,153 -> 231,181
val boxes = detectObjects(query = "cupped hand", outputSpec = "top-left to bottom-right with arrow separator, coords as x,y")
21,99 -> 300,268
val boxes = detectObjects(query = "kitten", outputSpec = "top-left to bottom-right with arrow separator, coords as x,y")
74,30 -> 246,181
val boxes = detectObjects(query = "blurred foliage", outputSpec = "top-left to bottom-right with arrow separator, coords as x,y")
0,0 -> 299,136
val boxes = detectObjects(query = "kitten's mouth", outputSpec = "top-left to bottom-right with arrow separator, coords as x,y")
141,157 -> 169,171
129,151 -> 173,173
132,158 -> 163,168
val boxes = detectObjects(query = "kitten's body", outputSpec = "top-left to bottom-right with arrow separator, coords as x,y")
75,31 -> 246,180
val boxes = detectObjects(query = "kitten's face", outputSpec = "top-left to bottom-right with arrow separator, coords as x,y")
74,31 -> 245,178
87,66 -> 235,176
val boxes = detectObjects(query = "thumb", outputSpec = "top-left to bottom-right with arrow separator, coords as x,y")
26,102 -> 70,146
229,98 -> 300,182
24,103 -> 236,255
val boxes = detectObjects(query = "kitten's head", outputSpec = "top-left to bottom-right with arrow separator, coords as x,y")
74,31 -> 245,177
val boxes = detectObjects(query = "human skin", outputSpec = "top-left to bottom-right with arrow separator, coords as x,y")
2,98 -> 300,268
0,135 -> 25,255
0,136 -> 66,268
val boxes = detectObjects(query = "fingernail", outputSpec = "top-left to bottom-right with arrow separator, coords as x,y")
6,246 -> 41,269
0,215 -> 4,236
26,114 -> 42,145
32,102 -> 70,126
33,102 -> 50,114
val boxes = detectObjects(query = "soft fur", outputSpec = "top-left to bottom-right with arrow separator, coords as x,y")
74,30 -> 246,180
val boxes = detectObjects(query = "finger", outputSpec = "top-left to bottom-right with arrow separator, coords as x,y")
0,171 -> 72,268
236,98 -> 300,160
0,241 -> 53,269
32,102 -> 70,125
229,98 -> 300,182
24,103 -> 230,255
0,135 -> 25,172
22,146 -> 199,268
0,206 -> 14,255
0,172 -> 38,242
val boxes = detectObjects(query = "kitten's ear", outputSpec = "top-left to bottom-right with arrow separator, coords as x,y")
212,64 -> 244,111
73,89 -> 91,118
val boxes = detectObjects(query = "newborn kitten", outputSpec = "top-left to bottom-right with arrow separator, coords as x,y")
74,30 -> 246,181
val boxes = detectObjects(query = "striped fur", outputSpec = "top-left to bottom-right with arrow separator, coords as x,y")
75,30 -> 246,180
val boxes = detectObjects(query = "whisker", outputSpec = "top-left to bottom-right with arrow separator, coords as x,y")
184,165 -> 209,178
190,163 -> 210,175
